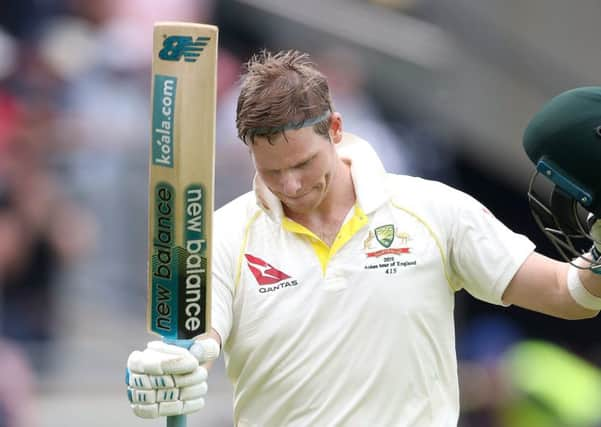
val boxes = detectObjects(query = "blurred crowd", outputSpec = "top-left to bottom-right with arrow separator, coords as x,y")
0,1 -> 414,425
0,1 -> 600,427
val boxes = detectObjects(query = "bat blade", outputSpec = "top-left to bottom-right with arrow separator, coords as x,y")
147,22 -> 218,426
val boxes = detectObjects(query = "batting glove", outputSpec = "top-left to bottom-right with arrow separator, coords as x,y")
591,218 -> 601,252
126,339 -> 220,418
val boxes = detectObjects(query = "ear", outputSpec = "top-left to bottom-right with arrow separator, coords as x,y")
328,112 -> 343,144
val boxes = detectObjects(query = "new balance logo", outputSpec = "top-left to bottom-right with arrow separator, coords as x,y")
158,36 -> 210,62
245,254 -> 291,285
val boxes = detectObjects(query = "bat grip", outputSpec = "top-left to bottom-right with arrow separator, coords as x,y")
164,337 -> 195,427
167,415 -> 186,427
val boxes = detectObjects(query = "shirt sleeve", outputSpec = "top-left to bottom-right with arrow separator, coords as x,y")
210,219 -> 235,345
448,190 -> 536,305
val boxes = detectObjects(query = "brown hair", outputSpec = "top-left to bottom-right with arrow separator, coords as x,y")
236,50 -> 334,144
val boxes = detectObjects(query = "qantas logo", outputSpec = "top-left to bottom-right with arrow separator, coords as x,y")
244,254 -> 299,293
245,254 -> 291,285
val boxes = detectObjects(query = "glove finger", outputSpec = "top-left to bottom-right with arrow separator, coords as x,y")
129,343 -> 199,375
148,374 -> 175,389
127,350 -> 146,373
592,219 -> 601,242
147,341 -> 192,355
156,388 -> 180,402
129,373 -> 179,390
128,373 -> 153,389
182,397 -> 205,415
158,400 -> 184,417
160,352 -> 198,375
137,349 -> 169,375
129,388 -> 157,404
131,403 -> 159,419
180,382 -> 208,400
139,348 -> 197,375
189,338 -> 220,363
173,366 -> 207,387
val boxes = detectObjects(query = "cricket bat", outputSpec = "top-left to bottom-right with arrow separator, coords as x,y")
148,22 -> 218,427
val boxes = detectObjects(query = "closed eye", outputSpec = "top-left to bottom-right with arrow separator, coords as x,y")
262,155 -> 316,175
294,156 -> 315,169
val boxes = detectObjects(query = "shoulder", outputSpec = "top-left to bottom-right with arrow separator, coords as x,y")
215,191 -> 263,234
384,174 -> 488,241
386,174 -> 474,207
212,191 -> 265,274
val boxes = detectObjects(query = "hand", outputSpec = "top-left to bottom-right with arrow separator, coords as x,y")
126,339 -> 220,418
591,218 -> 601,255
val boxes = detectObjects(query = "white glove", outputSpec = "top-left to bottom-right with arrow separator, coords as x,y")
591,219 -> 601,254
126,339 -> 220,418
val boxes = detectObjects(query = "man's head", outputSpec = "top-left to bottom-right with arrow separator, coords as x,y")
236,50 -> 345,215
236,50 -> 334,145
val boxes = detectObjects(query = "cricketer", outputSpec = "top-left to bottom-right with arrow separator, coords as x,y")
126,50 -> 601,426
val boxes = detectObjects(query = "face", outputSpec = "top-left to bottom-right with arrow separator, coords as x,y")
250,114 -> 343,215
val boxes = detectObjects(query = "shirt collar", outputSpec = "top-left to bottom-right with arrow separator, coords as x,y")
253,132 -> 390,222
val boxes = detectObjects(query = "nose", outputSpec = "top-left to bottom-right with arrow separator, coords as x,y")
280,170 -> 302,197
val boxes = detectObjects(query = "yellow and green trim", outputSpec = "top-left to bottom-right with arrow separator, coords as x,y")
282,204 -> 368,275
390,201 -> 457,291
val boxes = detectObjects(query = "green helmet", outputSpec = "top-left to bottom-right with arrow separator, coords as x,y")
523,87 -> 601,267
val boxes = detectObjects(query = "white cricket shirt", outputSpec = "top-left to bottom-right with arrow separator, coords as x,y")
211,133 -> 535,426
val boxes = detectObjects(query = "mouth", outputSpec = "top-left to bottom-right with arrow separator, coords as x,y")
285,192 -> 310,201
281,187 -> 317,201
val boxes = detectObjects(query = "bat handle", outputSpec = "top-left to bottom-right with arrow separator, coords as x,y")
164,337 -> 195,427
167,415 -> 187,427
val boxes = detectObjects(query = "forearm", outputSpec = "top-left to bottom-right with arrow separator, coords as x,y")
503,253 -> 598,320
565,254 -> 601,317
539,259 -> 598,320
530,255 -> 601,320
544,261 -> 598,320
